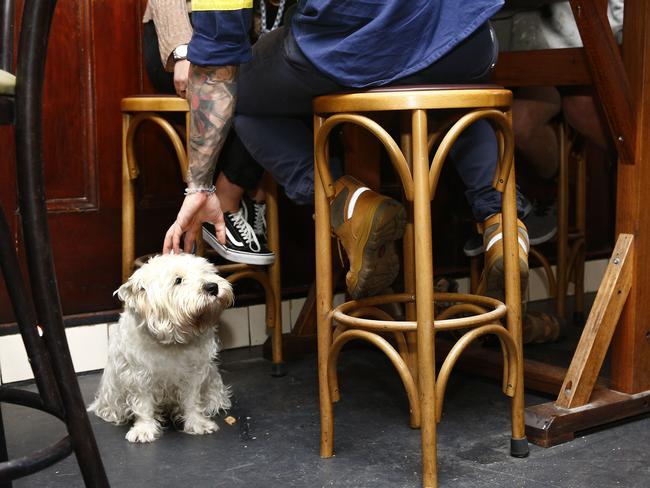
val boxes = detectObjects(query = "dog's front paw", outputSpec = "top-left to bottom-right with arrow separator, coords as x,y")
125,422 -> 159,443
183,415 -> 219,435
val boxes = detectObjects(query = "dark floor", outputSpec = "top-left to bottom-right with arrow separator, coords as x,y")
4,299 -> 650,488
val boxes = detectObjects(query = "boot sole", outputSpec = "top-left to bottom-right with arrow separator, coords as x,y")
347,200 -> 406,299
484,256 -> 529,301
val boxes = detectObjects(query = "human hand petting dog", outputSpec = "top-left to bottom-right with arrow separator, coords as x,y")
163,192 -> 226,254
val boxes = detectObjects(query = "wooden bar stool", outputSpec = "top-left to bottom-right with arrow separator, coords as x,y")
313,86 -> 528,488
121,95 -> 285,375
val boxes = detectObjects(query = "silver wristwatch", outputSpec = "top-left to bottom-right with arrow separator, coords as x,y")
172,44 -> 188,62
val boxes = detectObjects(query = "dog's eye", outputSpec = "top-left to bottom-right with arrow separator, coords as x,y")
174,277 -> 183,286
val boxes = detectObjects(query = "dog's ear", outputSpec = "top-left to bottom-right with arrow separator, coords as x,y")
114,275 -> 144,305
220,279 -> 235,309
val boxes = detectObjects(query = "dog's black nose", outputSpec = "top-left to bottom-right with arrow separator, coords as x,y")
203,282 -> 219,296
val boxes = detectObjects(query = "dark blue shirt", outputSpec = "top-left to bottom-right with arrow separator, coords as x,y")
189,8 -> 253,67
291,0 -> 504,87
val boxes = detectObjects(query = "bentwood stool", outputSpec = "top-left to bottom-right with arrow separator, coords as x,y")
313,86 -> 528,488
0,0 -> 109,485
121,95 -> 285,375
469,119 -> 587,323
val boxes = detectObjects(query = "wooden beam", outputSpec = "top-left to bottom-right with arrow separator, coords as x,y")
492,49 -> 591,87
526,388 -> 650,447
569,0 -> 636,164
611,0 -> 650,393
556,234 -> 634,408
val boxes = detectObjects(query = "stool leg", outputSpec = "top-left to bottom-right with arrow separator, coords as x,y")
501,141 -> 529,457
122,112 -> 135,282
264,176 -> 286,376
400,115 -> 419,387
573,148 -> 587,323
470,256 -> 481,294
412,109 -> 437,488
314,115 -> 335,458
556,123 -> 569,319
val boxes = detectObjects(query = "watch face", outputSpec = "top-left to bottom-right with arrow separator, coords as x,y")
174,44 -> 188,60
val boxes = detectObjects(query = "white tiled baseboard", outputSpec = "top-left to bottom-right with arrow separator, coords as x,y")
0,258 -> 609,384
0,324 -> 109,384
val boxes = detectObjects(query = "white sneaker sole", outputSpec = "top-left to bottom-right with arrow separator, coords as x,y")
202,226 -> 275,266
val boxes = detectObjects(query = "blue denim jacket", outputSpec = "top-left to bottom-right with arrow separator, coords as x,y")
291,0 -> 504,87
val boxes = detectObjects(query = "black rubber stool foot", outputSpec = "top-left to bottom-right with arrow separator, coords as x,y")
271,362 -> 287,377
510,437 -> 530,458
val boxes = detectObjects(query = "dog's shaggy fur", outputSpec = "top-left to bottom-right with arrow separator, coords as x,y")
88,253 -> 234,443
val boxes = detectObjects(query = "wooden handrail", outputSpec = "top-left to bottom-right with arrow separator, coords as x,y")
569,0 -> 635,164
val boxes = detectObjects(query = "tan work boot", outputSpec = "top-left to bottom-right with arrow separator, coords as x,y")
330,176 -> 406,299
479,213 -> 530,300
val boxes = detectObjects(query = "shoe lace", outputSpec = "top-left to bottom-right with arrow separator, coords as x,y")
231,210 -> 261,252
253,203 -> 267,238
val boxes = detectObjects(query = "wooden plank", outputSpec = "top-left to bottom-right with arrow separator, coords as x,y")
556,234 -> 634,408
569,0 -> 636,164
526,388 -> 650,447
492,49 -> 591,87
611,0 -> 650,393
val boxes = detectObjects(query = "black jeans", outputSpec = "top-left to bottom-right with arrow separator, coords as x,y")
143,21 -> 175,94
229,22 -> 522,218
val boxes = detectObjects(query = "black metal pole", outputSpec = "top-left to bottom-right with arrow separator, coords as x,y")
0,206 -> 62,413
14,1 -> 109,486
0,404 -> 10,488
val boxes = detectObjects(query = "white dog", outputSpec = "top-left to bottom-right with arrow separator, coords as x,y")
88,253 -> 234,443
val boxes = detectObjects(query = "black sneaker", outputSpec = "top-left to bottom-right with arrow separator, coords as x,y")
202,209 -> 275,265
241,195 -> 268,247
524,200 -> 557,246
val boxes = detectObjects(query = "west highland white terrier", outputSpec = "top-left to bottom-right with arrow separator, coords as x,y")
88,253 -> 234,443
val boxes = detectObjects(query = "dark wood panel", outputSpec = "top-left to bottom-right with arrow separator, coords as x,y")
43,0 -> 97,211
0,0 -> 145,324
492,49 -> 591,87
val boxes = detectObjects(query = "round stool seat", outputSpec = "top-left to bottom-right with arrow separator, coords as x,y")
313,85 -> 512,113
121,94 -> 189,112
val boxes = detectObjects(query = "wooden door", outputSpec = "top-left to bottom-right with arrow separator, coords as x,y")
0,0 -> 184,325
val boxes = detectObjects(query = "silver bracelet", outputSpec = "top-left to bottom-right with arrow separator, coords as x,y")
184,185 -> 216,196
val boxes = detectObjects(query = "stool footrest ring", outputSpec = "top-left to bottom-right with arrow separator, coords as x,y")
0,387 -> 74,481
332,292 -> 507,332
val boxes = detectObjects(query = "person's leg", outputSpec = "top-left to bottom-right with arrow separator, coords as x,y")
396,22 -> 531,299
513,86 -> 562,179
217,132 -> 263,212
236,26 -> 344,116
393,22 -> 525,221
232,26 -> 345,204
562,93 -> 609,151
142,22 -> 175,94
233,115 -> 343,205
215,174 -> 245,213
204,131 -> 274,264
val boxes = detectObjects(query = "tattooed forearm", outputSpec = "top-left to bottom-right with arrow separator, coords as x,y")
186,65 -> 238,189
